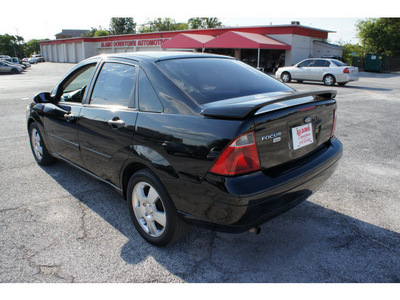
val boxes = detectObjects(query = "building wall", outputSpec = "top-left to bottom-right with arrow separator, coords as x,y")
313,43 -> 343,58
40,26 -> 341,65
267,34 -> 331,66
66,44 -> 75,63
75,43 -> 84,62
267,34 -> 294,66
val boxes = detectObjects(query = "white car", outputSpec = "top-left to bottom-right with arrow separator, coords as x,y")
28,57 -> 37,64
276,58 -> 359,86
32,54 -> 44,62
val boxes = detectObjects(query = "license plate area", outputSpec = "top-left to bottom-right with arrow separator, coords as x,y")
292,123 -> 314,150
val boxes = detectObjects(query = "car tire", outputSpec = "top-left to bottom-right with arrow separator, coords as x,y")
281,72 -> 292,83
29,122 -> 57,166
11,68 -> 18,74
127,169 -> 188,247
323,74 -> 336,86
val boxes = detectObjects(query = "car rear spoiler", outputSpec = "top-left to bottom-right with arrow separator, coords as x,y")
200,90 -> 337,119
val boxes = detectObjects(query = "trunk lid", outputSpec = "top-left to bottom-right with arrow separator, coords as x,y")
200,90 -> 336,119
201,90 -> 337,171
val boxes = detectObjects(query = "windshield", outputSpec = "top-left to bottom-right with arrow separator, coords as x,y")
157,58 -> 292,104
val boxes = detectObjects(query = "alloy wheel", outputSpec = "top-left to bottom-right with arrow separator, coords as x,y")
324,75 -> 335,86
281,72 -> 291,83
132,181 -> 167,237
31,128 -> 43,161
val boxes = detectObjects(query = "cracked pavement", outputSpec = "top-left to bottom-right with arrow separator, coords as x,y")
0,63 -> 399,283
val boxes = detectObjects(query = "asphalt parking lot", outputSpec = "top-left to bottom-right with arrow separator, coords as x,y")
0,62 -> 399,283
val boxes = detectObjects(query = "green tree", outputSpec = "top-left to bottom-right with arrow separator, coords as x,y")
0,34 -> 24,57
109,17 -> 136,35
86,27 -> 98,37
87,26 -> 110,37
94,30 -> 110,37
24,39 -> 41,57
138,18 -> 188,33
356,18 -> 400,56
337,42 -> 365,65
188,17 -> 223,29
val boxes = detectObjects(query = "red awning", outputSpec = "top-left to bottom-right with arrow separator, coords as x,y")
161,33 -> 215,49
204,31 -> 291,50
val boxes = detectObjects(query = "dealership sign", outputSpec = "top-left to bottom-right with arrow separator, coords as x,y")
101,38 -> 170,48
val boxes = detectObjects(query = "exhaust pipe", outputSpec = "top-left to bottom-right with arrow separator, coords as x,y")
248,226 -> 261,235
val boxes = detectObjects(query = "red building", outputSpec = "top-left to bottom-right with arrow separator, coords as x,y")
40,22 -> 343,69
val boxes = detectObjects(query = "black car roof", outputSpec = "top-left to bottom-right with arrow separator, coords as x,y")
101,51 -> 234,62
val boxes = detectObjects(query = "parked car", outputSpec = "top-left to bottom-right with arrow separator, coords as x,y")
9,57 -> 30,68
21,61 -> 31,68
2,58 -> 27,70
25,57 -> 37,64
22,58 -> 33,66
27,52 -> 343,246
0,55 -> 11,60
3,59 -> 27,70
276,58 -> 359,86
32,54 -> 44,62
0,61 -> 23,74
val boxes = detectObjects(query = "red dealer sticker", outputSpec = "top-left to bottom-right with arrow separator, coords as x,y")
292,123 -> 314,150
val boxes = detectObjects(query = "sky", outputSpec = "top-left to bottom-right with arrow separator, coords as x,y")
1,0 -> 398,44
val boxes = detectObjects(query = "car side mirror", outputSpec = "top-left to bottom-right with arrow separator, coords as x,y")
33,92 -> 54,103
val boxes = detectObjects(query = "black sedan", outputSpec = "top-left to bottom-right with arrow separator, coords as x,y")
27,52 -> 342,246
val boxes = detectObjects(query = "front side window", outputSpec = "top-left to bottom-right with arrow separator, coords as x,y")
90,62 -> 136,107
298,60 -> 314,67
157,58 -> 292,104
59,63 -> 96,103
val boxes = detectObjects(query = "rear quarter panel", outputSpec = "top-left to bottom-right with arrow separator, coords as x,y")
133,112 -> 251,183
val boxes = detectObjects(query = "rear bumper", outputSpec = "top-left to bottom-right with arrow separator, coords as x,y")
164,138 -> 343,233
337,73 -> 359,83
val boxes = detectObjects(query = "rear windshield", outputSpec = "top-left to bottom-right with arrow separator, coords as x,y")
157,58 -> 292,104
331,60 -> 348,67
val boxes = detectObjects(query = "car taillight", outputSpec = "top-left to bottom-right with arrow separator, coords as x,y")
343,68 -> 349,74
210,131 -> 261,176
330,109 -> 337,138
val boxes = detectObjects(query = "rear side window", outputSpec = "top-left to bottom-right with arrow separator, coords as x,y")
313,60 -> 330,67
157,58 -> 292,104
331,60 -> 348,67
90,62 -> 136,107
138,68 -> 163,112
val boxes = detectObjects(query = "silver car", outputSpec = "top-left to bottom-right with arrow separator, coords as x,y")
0,61 -> 23,74
276,58 -> 359,86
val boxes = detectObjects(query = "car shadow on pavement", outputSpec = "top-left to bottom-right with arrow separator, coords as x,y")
288,81 -> 393,92
358,72 -> 400,79
41,161 -> 400,283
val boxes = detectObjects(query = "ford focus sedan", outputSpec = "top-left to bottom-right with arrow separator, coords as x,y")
27,52 -> 343,246
276,58 -> 359,86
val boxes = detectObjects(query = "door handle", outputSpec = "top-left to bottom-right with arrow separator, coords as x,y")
108,118 -> 125,130
64,113 -> 75,122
